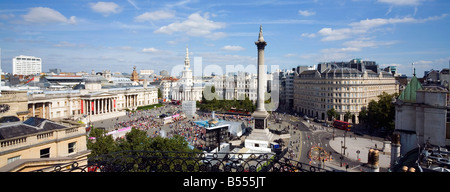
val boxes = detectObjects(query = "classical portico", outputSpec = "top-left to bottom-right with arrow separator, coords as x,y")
80,92 -> 129,122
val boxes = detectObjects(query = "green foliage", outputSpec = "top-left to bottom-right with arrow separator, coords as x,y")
344,111 -> 352,122
136,103 -> 163,111
157,88 -> 162,98
358,108 -> 368,123
87,128 -> 199,157
198,90 -> 256,113
326,108 -> 338,121
87,126 -> 204,171
366,92 -> 398,135
87,128 -> 117,158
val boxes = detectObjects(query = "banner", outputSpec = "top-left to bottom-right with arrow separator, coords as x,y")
91,101 -> 94,111
81,100 -> 83,114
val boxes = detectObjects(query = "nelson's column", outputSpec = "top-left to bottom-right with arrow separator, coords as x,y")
253,25 -> 269,129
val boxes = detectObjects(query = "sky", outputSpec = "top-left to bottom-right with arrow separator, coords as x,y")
0,0 -> 449,77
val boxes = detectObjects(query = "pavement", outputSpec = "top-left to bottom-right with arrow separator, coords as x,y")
328,136 -> 390,167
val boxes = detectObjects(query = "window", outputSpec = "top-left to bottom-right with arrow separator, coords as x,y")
68,142 -> 76,154
40,148 -> 50,158
7,156 -> 21,164
255,143 -> 260,147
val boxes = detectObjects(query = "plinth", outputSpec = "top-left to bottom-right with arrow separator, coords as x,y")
252,110 -> 268,129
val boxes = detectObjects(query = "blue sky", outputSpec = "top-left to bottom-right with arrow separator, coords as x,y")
0,0 -> 449,77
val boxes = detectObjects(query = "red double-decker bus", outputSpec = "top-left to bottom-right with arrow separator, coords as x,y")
333,120 -> 351,131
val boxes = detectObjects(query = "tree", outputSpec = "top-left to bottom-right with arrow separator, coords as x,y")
358,107 -> 368,124
87,128 -> 117,158
157,88 -> 162,99
117,128 -> 152,151
366,92 -> 397,135
326,108 -> 338,121
344,111 -> 352,122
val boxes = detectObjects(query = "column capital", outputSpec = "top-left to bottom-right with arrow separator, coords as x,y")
255,41 -> 267,50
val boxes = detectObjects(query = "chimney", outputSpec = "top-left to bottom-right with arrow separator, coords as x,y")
367,149 -> 380,172
390,132 -> 401,169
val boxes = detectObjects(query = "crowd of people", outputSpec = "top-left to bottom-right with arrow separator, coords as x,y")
104,103 -> 260,151
101,104 -> 252,150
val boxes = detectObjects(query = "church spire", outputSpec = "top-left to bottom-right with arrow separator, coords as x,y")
184,45 -> 190,68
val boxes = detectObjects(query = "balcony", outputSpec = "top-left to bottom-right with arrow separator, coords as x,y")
33,151 -> 329,172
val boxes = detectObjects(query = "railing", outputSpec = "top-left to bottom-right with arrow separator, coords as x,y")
34,151 -> 329,172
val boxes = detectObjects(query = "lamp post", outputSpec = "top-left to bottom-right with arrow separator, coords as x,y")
343,130 -> 347,156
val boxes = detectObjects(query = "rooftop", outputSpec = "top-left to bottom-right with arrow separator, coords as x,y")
0,117 -> 67,140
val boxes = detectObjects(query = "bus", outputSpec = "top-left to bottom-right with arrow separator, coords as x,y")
333,120 -> 351,131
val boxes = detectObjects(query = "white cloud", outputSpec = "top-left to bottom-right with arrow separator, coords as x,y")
377,0 -> 423,6
301,33 -> 316,38
298,10 -> 316,17
316,14 -> 447,42
134,10 -> 175,22
284,53 -> 297,57
342,39 -> 398,49
221,45 -> 245,51
317,27 -> 356,41
54,41 -> 77,47
142,47 -> 159,53
0,14 -> 14,20
127,0 -> 139,10
154,12 -> 226,39
321,47 -> 361,53
22,7 -> 77,24
90,2 -> 122,16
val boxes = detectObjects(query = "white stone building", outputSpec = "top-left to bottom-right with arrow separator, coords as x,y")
213,72 -> 260,102
171,47 -> 203,102
294,60 -> 398,123
395,75 -> 450,156
27,77 -> 158,122
12,55 -> 42,76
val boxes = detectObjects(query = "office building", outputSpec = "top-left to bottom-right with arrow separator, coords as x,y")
293,59 -> 398,123
12,55 -> 42,76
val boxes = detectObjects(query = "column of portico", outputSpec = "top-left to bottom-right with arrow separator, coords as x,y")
135,95 -> 137,107
48,102 -> 52,119
42,102 -> 46,119
32,103 -> 36,117
83,100 -> 86,115
106,98 -> 109,113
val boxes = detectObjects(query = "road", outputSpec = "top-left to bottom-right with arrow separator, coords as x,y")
270,112 -> 384,172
